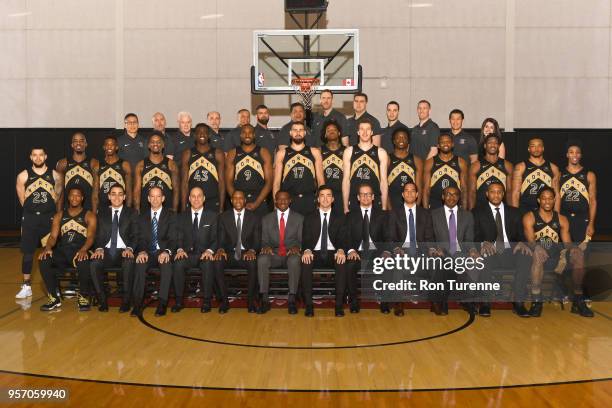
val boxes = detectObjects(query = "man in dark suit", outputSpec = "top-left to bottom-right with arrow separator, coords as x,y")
214,190 -> 261,313
430,186 -> 478,315
346,183 -> 388,314
90,185 -> 139,312
133,186 -> 176,317
386,182 -> 435,316
174,186 -> 224,314
301,185 -> 348,317
473,182 -> 532,317
257,191 -> 303,314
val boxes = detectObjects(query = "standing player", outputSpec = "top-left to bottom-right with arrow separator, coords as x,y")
520,187 -> 591,317
38,186 -> 97,311
320,120 -> 345,215
511,137 -> 560,213
342,119 -> 389,213
15,148 -> 63,299
181,123 -> 225,213
468,134 -> 513,210
133,132 -> 180,212
98,136 -> 132,209
559,140 -> 597,244
274,122 -> 324,216
423,134 -> 468,209
387,127 -> 422,210
56,132 -> 99,212
225,124 -> 273,217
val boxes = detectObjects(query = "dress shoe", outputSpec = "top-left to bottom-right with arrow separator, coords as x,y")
201,301 -> 212,313
380,302 -> 390,314
247,299 -> 257,313
462,302 -> 476,314
171,303 -> 183,313
304,304 -> 314,317
155,302 -> 167,317
119,302 -> 131,313
335,307 -> 345,317
478,303 -> 491,317
441,301 -> 448,315
257,299 -> 270,314
98,302 -> 109,312
512,302 -> 530,318
571,295 -> 594,318
218,300 -> 230,314
130,305 -> 141,317
350,300 -> 360,314
288,301 -> 298,315
528,301 -> 543,317
431,302 -> 443,315
394,304 -> 405,316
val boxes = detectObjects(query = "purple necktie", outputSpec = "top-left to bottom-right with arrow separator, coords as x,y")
449,209 -> 457,254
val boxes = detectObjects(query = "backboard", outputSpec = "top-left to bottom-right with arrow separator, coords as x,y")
251,29 -> 361,94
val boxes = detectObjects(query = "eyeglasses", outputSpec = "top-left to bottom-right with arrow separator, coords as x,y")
124,121 -> 138,125
358,192 -> 373,197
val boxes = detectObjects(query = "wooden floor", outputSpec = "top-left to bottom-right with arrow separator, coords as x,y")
0,248 -> 610,407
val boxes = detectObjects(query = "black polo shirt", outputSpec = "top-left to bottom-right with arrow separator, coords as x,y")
278,121 -> 317,147
449,130 -> 478,164
171,131 -> 194,160
254,124 -> 278,155
310,109 -> 347,146
345,111 -> 382,146
117,132 -> 147,170
381,120 -> 409,154
411,119 -> 440,160
209,130 -> 224,151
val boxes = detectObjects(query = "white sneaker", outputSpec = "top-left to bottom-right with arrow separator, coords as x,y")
15,284 -> 32,299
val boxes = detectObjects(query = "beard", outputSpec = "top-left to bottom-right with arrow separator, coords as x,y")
259,117 -> 269,125
292,137 -> 305,145
33,162 -> 45,169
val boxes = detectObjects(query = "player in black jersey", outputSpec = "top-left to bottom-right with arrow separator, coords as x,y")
273,122 -> 324,216
559,140 -> 597,243
387,127 -> 423,210
511,137 -> 560,213
520,187 -> 591,317
133,132 -> 179,212
423,134 -> 468,209
98,136 -> 132,209
180,123 -> 225,213
56,132 -> 99,212
15,147 -> 63,300
38,186 -> 97,312
225,124 -> 273,217
342,119 -> 389,213
468,134 -> 513,210
320,120 -> 345,215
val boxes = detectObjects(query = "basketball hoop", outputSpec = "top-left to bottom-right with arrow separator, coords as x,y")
291,78 -> 320,110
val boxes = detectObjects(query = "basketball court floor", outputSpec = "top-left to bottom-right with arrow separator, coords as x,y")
0,248 -> 610,406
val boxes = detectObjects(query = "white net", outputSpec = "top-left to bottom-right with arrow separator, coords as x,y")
291,78 -> 320,110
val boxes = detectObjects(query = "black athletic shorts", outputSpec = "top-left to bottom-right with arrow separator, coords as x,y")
563,212 -> 589,243
20,211 -> 54,253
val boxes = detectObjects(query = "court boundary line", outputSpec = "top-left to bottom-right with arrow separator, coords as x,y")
0,369 -> 609,393
137,309 -> 475,349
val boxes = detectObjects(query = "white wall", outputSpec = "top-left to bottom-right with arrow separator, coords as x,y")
0,0 -> 610,129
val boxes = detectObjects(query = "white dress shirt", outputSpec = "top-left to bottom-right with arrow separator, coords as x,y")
276,208 -> 290,228
403,203 -> 418,248
358,206 -> 375,251
444,205 -> 461,252
489,202 -> 511,248
103,206 -> 128,250
234,209 -> 245,250
191,207 -> 203,224
314,209 -> 335,251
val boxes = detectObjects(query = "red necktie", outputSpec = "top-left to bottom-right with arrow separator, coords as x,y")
279,212 -> 287,256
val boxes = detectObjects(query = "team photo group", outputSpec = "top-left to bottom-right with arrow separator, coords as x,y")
16,90 -> 597,320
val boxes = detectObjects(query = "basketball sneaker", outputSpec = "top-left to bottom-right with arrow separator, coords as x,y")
15,284 -> 32,299
40,294 -> 61,311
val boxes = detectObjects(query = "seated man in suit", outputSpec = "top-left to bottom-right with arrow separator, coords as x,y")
473,182 -> 532,317
214,190 -> 261,313
90,184 -> 139,312
430,186 -> 478,315
386,182 -> 435,316
346,183 -> 388,314
174,186 -> 224,314
301,185 -> 348,317
257,191 -> 303,314
133,186 -> 176,317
